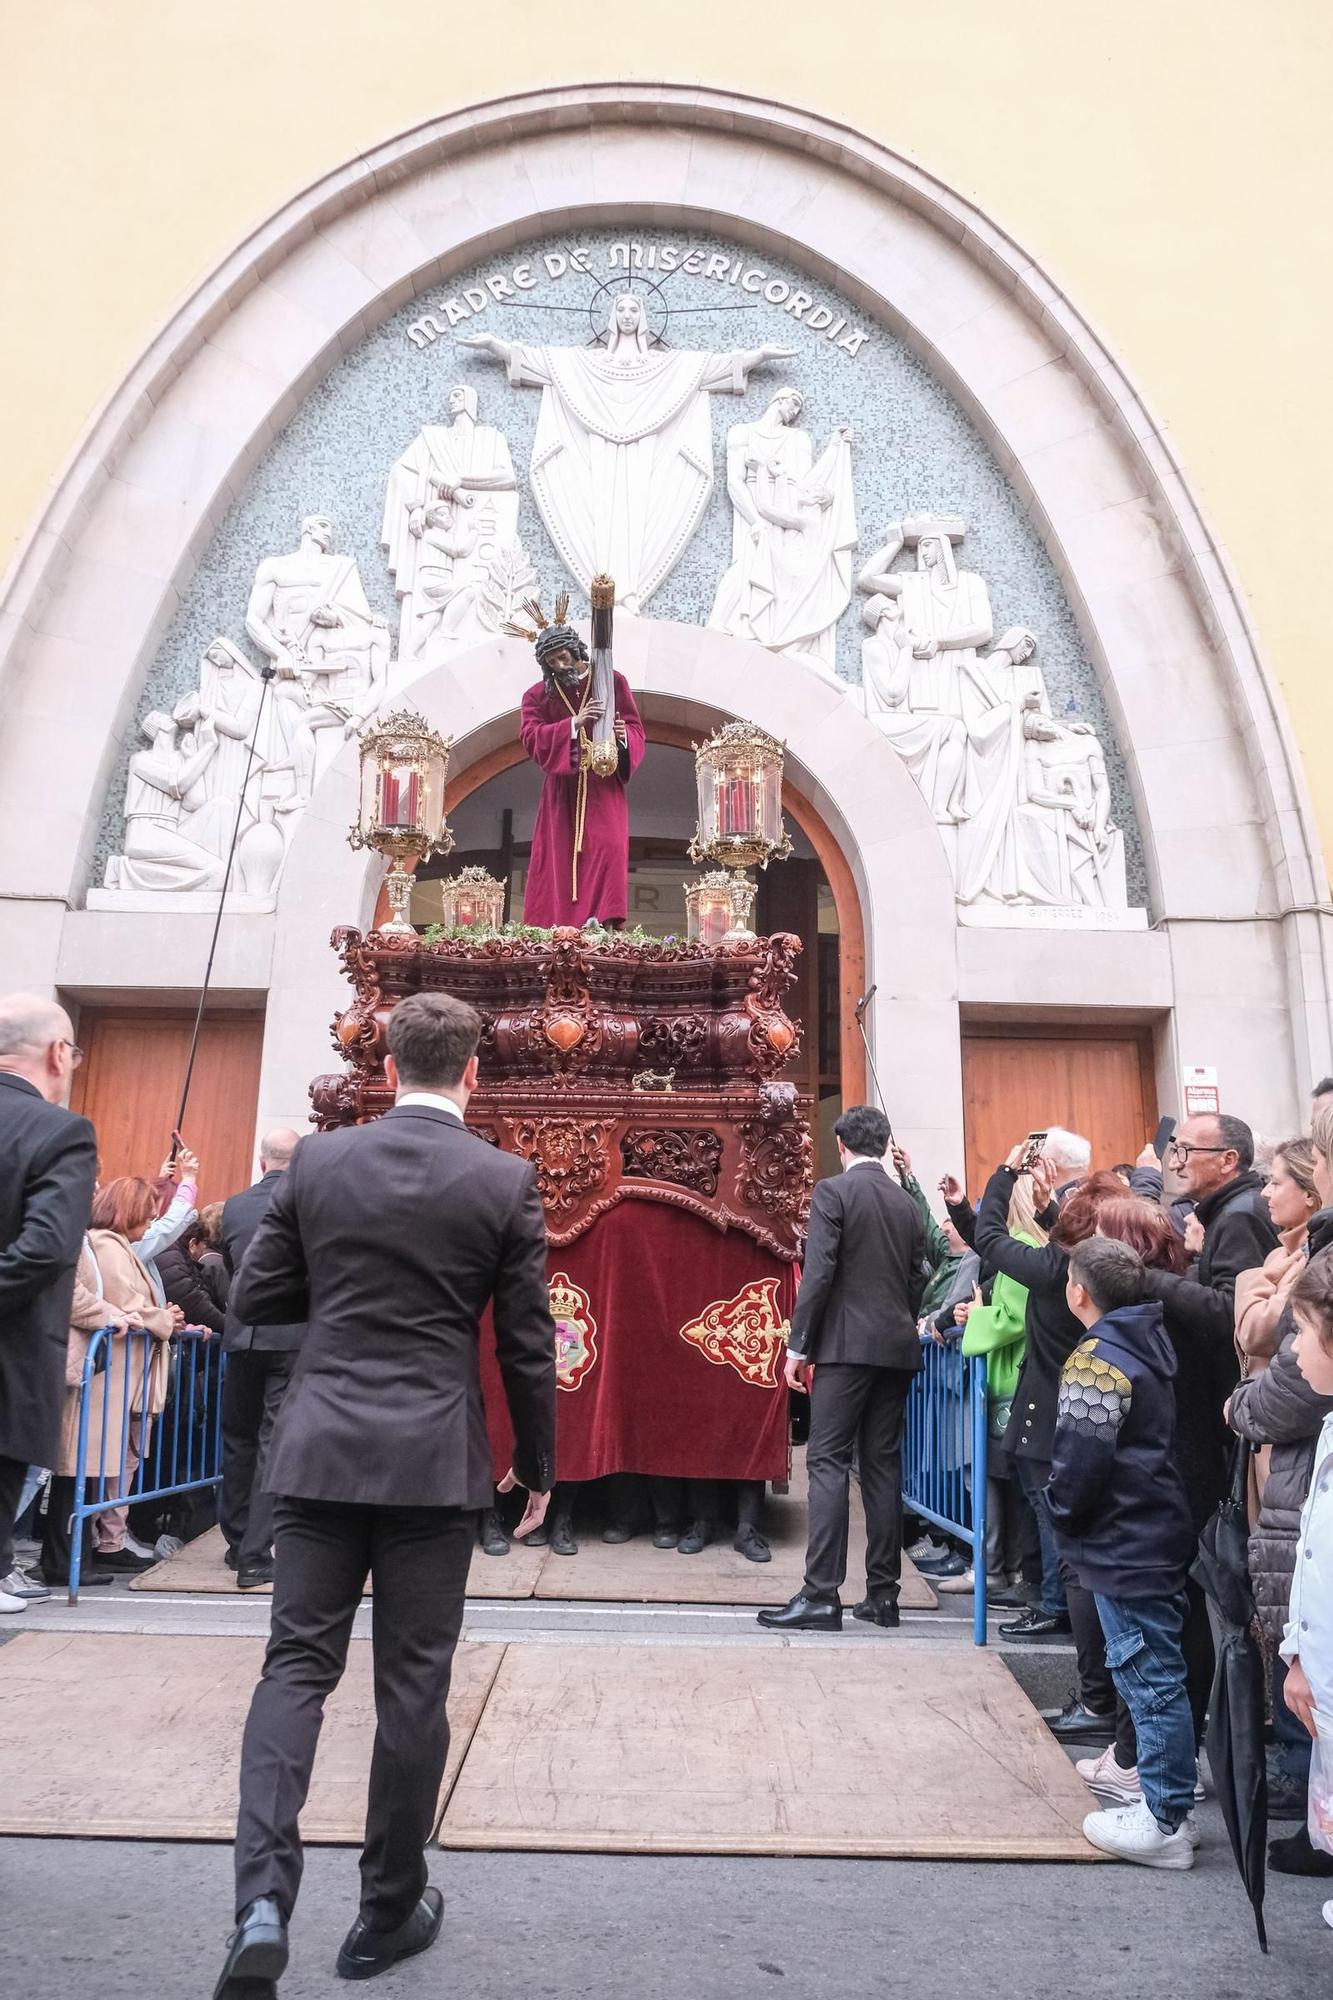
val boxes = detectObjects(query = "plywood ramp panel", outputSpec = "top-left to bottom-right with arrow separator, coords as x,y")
129,1522 -> 547,1600
440,1643 -> 1099,1860
0,1633 -> 503,1842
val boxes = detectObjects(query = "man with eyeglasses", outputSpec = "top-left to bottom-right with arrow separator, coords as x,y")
0,993 -> 98,1614
1146,1114 -> 1279,1346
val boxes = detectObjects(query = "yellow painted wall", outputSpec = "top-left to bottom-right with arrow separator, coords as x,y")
5,2 -> 1331,843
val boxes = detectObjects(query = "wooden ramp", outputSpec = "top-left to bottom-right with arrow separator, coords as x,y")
0,1631 -> 502,1842
129,1522 -> 546,1600
0,1632 -> 1095,1859
439,1642 -> 1098,1860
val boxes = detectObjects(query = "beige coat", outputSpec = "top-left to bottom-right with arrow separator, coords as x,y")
58,1231 -> 174,1480
1234,1223 -> 1308,1522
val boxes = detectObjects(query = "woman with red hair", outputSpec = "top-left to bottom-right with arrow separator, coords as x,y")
71,1177 -> 182,1571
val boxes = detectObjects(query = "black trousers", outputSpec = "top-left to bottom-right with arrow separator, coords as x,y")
234,1496 -> 475,1928
0,1452 -> 27,1578
39,1473 -> 97,1583
804,1363 -> 913,1604
221,1350 -> 294,1570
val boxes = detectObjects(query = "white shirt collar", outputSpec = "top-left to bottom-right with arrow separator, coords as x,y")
396,1092 -> 465,1122
843,1153 -> 886,1171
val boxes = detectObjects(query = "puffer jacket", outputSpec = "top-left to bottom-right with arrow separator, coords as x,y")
1228,1207 -> 1333,1639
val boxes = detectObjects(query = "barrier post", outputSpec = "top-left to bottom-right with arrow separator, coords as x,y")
970,1354 -> 989,1648
902,1337 -> 989,1646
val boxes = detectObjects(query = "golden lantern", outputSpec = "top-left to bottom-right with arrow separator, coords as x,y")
685,869 -> 755,946
687,719 -> 792,937
348,709 -> 454,935
438,864 -> 506,932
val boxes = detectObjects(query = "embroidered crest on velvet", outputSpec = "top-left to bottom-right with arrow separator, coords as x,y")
549,1271 -> 598,1391
678,1277 -> 790,1388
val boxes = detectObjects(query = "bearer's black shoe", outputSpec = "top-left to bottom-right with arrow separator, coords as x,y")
1043,1697 -> 1115,1743
733,1524 -> 771,1563
550,1513 -> 578,1557
601,1520 -> 635,1544
651,1524 -> 682,1549
479,1508 -> 510,1557
237,1561 -> 275,1591
677,1519 -> 713,1555
756,1593 -> 842,1631
336,1887 -> 444,1981
224,1547 -> 239,1572
852,1596 -> 900,1628
213,1896 -> 288,1998
999,1607 -> 1072,1640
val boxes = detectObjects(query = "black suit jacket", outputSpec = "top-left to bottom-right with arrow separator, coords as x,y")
220,1171 -> 306,1353
233,1104 -> 557,1507
0,1073 -> 98,1464
788,1160 -> 928,1370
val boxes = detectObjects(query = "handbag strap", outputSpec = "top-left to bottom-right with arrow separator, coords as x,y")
1228,1431 -> 1252,1507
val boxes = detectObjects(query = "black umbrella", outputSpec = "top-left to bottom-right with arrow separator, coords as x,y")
1191,1437 -> 1268,1951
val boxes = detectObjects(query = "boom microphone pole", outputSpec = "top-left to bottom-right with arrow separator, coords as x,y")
853,981 -> 898,1149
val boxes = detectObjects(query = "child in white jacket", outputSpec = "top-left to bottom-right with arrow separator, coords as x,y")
1285,1254 -> 1333,1932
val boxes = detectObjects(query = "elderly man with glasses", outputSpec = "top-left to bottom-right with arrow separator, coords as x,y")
1144,1114 -> 1279,1346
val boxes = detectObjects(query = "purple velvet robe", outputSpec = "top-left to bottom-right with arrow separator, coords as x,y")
520,671 -> 645,926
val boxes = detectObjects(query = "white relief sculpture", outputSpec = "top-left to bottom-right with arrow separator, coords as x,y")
173,639 -> 273,833
245,514 -> 390,810
381,386 -> 522,662
707,389 -> 857,678
102,709 -> 232,894
855,524 -> 1141,925
400,492 -> 539,663
461,296 -> 795,612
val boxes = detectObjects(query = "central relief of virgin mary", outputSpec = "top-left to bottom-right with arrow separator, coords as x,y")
462,295 -> 793,613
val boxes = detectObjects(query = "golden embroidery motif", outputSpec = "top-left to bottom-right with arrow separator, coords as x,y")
678,1278 -> 789,1388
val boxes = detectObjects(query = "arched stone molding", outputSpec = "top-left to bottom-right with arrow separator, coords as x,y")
256,621 -> 962,1172
2,83 -> 1327,1122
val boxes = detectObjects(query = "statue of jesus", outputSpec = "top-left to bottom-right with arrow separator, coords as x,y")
461,297 -> 794,612
518,616 -> 645,928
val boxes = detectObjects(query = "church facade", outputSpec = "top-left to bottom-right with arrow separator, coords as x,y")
1,78 -> 1327,1196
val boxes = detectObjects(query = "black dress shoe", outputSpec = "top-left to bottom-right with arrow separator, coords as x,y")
35,1568 -> 113,1588
914,1551 -> 967,1579
522,1520 -> 550,1546
601,1521 -> 634,1544
733,1524 -> 771,1564
550,1514 -> 578,1557
1269,1824 -> 1333,1876
999,1607 -> 1072,1640
677,1519 -> 713,1555
756,1593 -> 842,1631
651,1524 -> 682,1550
852,1596 -> 900,1628
337,1886 -> 444,1981
237,1562 -> 275,1591
478,1509 -> 510,1557
224,1547 -> 239,1572
1043,1697 -> 1115,1743
214,1896 -> 288,1998
92,1547 -> 156,1574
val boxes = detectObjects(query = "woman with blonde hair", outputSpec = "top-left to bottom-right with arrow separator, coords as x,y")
1236,1138 -> 1322,1377
75,1178 -> 181,1571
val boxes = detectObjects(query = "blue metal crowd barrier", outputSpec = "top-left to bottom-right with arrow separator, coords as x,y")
67,1325 -> 226,1602
902,1338 -> 989,1644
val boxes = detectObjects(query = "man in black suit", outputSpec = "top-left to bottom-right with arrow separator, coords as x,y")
0,994 -> 98,1615
215,992 -> 556,1999
758,1104 -> 927,1634
219,1128 -> 306,1590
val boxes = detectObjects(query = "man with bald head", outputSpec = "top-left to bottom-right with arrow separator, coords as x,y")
0,993 -> 98,1612
219,1129 -> 307,1589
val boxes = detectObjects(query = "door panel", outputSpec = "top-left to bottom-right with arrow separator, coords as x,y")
71,1009 -> 264,1208
962,1031 -> 1156,1201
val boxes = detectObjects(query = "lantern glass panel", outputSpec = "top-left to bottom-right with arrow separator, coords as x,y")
379,757 -> 422,832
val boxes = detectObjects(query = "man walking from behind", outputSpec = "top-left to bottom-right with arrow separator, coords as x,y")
0,995 -> 98,1614
759,1105 -> 927,1633
214,993 -> 556,1997
219,1129 -> 306,1591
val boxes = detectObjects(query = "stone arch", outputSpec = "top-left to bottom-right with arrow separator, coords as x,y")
2,83 -> 1325,1151
259,623 -> 956,1145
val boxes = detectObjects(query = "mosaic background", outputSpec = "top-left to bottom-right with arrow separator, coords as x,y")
97,227 -> 1148,905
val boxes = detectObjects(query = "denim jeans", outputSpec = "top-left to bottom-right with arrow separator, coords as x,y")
1094,1589 -> 1196,1830
1016,1455 -> 1067,1616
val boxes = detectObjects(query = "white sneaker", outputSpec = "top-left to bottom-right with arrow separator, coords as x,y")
1076,1744 -> 1142,1804
907,1536 -> 945,1563
1322,1899 -> 1333,1931
0,1589 -> 27,1615
1082,1798 -> 1196,1869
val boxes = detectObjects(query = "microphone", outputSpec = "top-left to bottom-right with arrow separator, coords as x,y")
853,983 -> 877,1026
